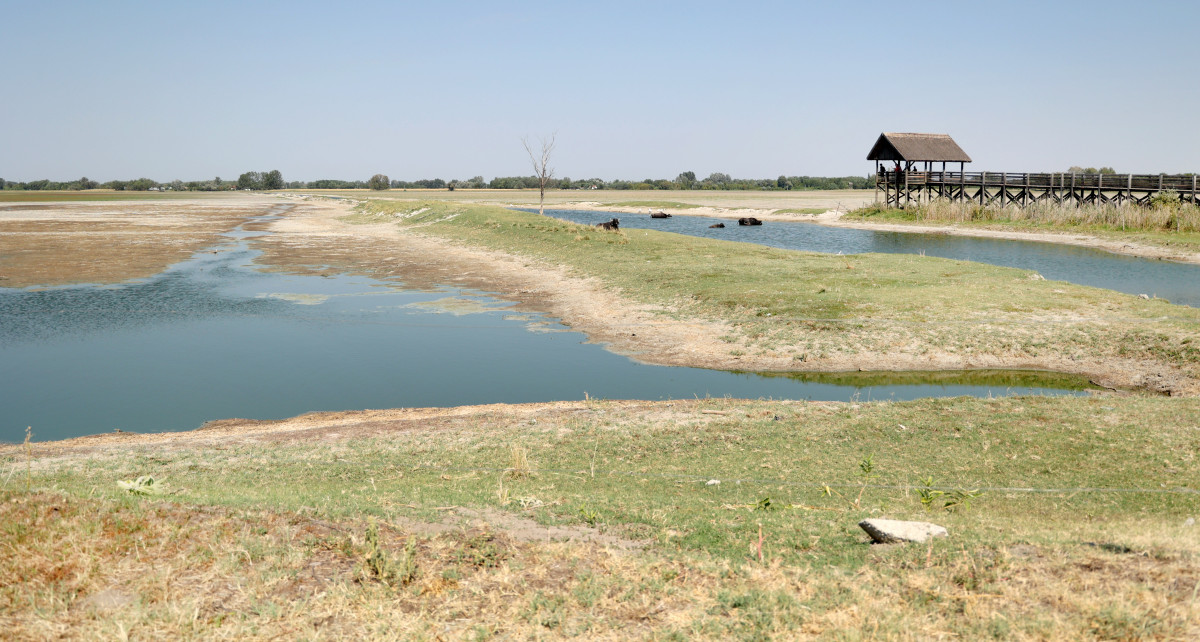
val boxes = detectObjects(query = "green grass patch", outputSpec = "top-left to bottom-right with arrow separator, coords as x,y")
751,368 -> 1098,390
356,200 -> 1120,321
773,207 -> 827,215
843,203 -> 920,221
16,396 -> 1200,567
608,200 -> 703,209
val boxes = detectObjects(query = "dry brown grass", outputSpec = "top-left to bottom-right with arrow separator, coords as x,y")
507,444 -> 533,480
6,395 -> 1200,640
3,490 -> 1196,640
918,198 -> 1200,233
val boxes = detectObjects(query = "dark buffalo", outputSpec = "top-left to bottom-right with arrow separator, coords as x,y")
650,211 -> 671,219
737,217 -> 762,226
709,222 -> 725,228
596,218 -> 620,231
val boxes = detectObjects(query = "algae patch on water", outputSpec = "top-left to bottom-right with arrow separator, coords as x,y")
257,292 -> 331,305
748,368 -> 1099,391
403,296 -> 513,316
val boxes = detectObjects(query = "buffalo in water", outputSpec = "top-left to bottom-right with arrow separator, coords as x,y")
650,211 -> 671,219
738,217 -> 762,226
596,218 -> 620,231
709,222 -> 725,228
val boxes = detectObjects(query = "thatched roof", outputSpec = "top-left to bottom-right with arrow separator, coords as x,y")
866,133 -> 971,162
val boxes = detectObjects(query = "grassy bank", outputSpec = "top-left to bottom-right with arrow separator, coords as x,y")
4,396 -> 1198,639
848,200 -> 1200,254
606,201 -> 703,210
291,187 -> 874,212
353,200 -> 1200,395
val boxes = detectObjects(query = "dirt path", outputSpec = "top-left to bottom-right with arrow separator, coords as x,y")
4,397 -> 736,459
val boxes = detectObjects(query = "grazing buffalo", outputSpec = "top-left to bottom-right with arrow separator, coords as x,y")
596,218 -> 620,231
650,211 -> 671,219
737,217 -> 762,226
709,222 -> 725,228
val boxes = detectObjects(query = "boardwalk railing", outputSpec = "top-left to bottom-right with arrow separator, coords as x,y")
875,171 -> 1199,208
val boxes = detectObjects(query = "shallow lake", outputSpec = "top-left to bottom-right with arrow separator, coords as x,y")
0,217 -> 1090,443
535,209 -> 1200,308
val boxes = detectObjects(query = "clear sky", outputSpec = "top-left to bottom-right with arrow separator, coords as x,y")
2,0 -> 1197,183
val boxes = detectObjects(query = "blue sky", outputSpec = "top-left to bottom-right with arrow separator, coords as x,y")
2,0 -> 1197,182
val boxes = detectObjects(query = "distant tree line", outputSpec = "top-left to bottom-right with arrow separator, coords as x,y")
0,176 -> 178,191
1066,166 -> 1116,175
1,170 -> 874,192
0,171 -> 289,192
237,170 -> 284,190
382,172 -> 873,191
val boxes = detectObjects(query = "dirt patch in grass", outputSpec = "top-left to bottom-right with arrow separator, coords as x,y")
389,506 -> 648,549
6,399 -> 699,462
16,493 -> 1192,639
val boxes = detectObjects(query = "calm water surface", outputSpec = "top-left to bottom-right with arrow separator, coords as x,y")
0,217 -> 1088,442
536,209 -> 1200,307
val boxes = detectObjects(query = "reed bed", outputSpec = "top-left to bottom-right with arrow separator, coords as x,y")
908,195 -> 1200,232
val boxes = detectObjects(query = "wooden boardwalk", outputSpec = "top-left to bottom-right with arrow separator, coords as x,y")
876,171 -> 1199,209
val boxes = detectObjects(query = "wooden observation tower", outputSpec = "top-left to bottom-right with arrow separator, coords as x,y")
868,133 -> 971,209
868,132 -> 1199,209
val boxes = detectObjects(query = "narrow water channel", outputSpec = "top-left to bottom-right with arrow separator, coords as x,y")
535,209 -> 1200,308
0,214 -> 1091,443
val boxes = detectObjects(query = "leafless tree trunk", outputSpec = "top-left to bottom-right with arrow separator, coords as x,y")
522,133 -> 556,216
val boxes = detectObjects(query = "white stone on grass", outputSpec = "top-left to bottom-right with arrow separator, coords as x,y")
859,518 -> 948,544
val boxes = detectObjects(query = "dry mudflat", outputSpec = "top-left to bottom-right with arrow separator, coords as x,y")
0,197 -> 279,288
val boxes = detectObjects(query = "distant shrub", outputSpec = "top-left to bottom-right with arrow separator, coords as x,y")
367,174 -> 390,191
1150,189 -> 1180,209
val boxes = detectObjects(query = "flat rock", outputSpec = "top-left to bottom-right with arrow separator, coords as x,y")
859,518 -> 948,544
80,588 -> 135,611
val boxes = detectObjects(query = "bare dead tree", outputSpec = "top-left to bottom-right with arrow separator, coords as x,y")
522,133 -> 556,216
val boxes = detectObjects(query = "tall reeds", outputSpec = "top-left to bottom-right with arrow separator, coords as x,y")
912,196 -> 1199,233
